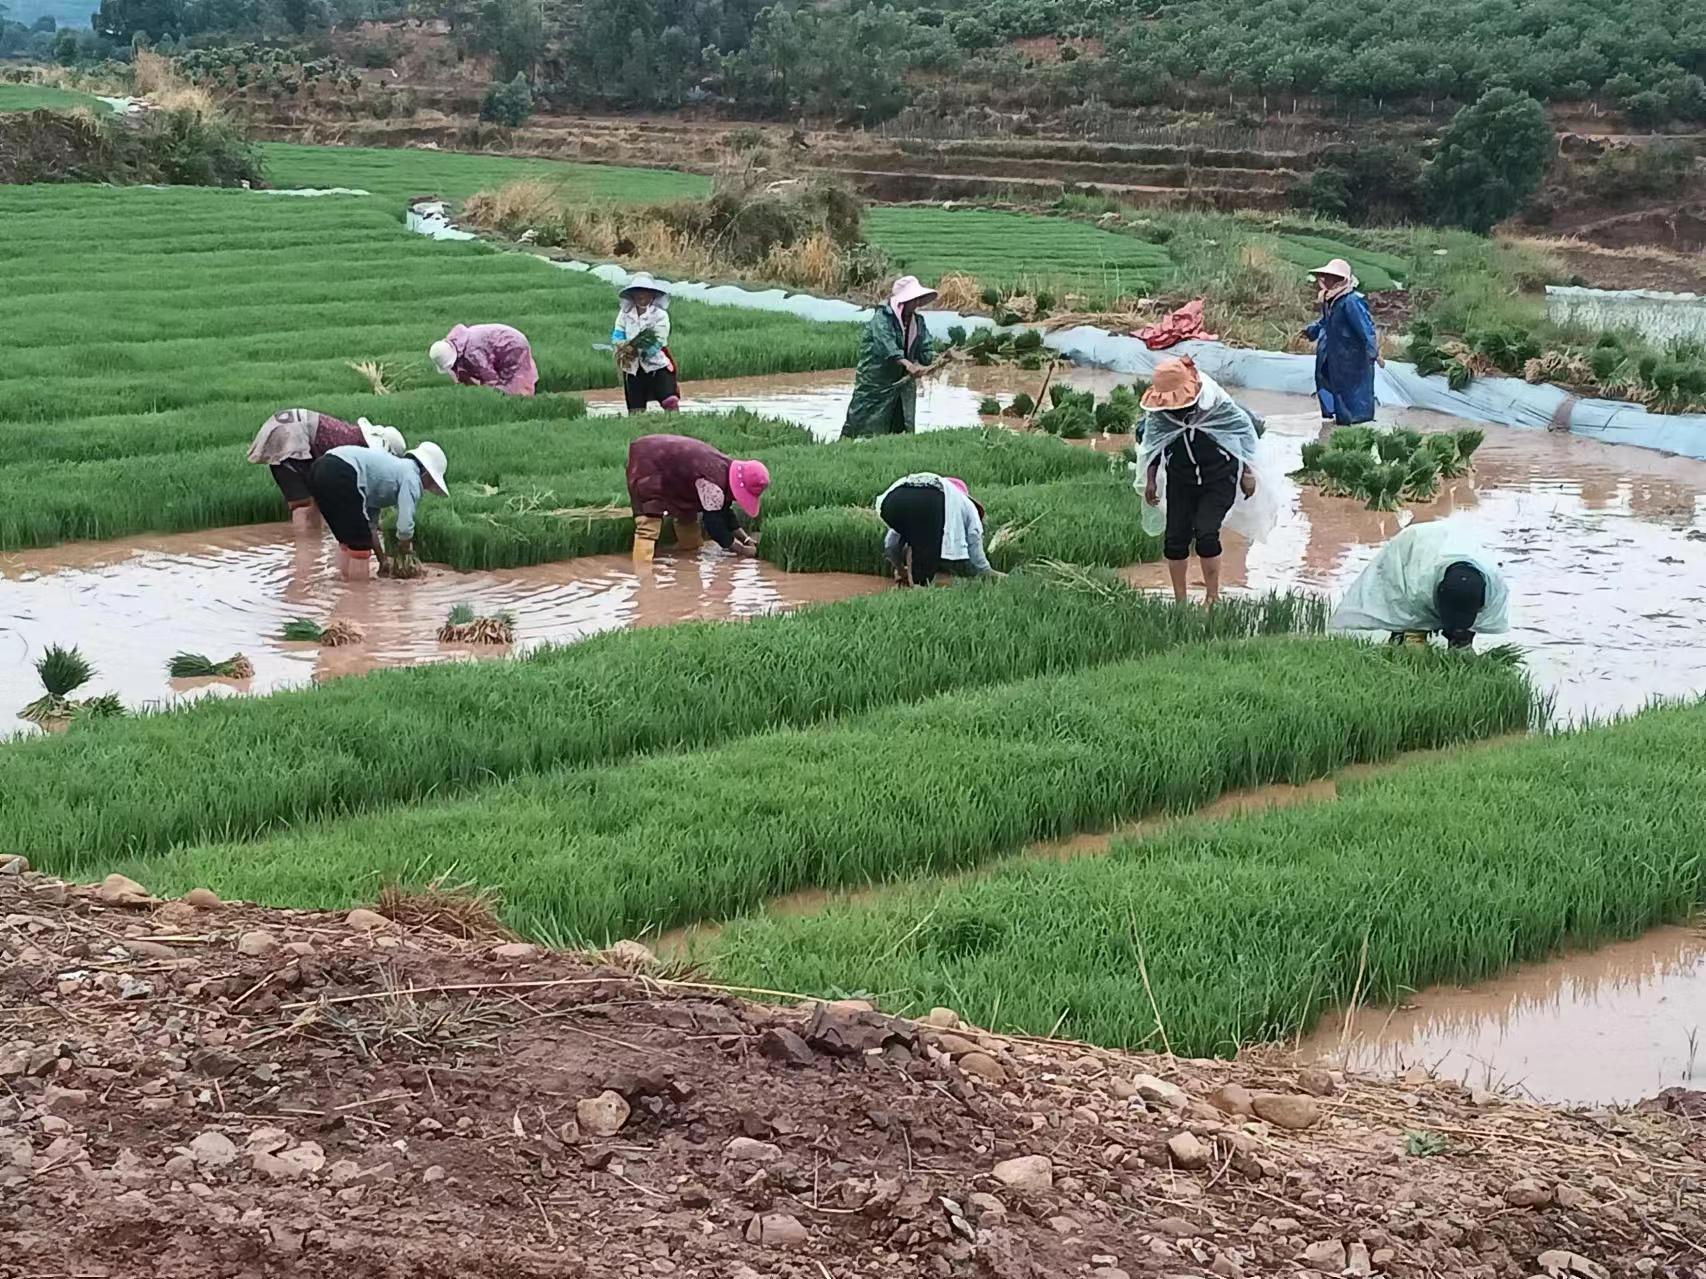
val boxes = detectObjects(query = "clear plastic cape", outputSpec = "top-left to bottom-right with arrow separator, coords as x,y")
1135,378 -> 1285,545
1331,521 -> 1510,634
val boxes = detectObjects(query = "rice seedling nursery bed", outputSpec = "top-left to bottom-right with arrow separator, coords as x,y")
706,696 -> 1706,1057
0,574 -> 1320,874
90,633 -> 1530,947
0,83 -> 109,113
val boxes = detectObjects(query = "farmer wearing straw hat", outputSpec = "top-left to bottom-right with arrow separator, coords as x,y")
625,433 -> 769,566
429,323 -> 538,396
876,473 -> 999,587
247,409 -> 406,525
1303,258 -> 1379,425
1138,356 -> 1268,607
843,276 -> 938,439
307,440 -> 449,580
1331,520 -> 1510,650
612,273 -> 680,413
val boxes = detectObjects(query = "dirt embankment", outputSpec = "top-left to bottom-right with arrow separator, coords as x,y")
4,859 -> 1704,1278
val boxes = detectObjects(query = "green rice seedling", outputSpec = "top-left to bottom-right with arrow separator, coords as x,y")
1017,354 -> 1043,370
1317,448 -> 1371,497
281,619 -> 325,642
1426,432 -> 1465,476
168,652 -> 255,679
0,577 -> 1329,873
1375,428 -> 1423,462
1329,425 -> 1376,454
1003,393 -> 1036,419
1453,428 -> 1485,464
121,636 -> 1532,944
1294,441 -> 1328,480
946,325 -> 968,347
1405,1132 -> 1450,1158
73,694 -> 126,721
1402,450 -> 1441,502
1012,330 -> 1044,353
977,396 -> 1001,416
979,285 -> 1002,308
21,645 -> 95,724
1446,358 -> 1476,392
1363,462 -> 1407,512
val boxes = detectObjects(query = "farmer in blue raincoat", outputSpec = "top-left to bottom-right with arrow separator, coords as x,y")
1303,258 -> 1379,425
843,276 -> 937,438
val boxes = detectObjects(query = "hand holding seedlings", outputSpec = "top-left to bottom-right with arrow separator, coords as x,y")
305,442 -> 447,580
877,474 -> 996,588
625,435 -> 769,566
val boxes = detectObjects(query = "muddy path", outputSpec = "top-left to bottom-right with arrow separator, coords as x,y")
0,526 -> 879,726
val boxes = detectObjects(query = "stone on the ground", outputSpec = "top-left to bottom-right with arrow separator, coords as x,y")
1505,1178 -> 1555,1208
744,1213 -> 809,1247
1303,1239 -> 1347,1270
187,1131 -> 236,1169
492,942 -> 539,961
0,854 -> 29,875
933,1032 -> 982,1057
1348,1241 -> 1373,1275
235,930 -> 278,957
344,908 -> 390,931
1554,1183 -> 1589,1210
1152,1215 -> 1200,1237
959,1051 -> 1007,1084
1210,1256 -> 1243,1278
604,939 -> 657,970
97,873 -> 152,906
1208,1083 -> 1255,1115
125,939 -> 177,960
1089,1268 -> 1130,1279
968,1192 -> 1006,1221
576,1091 -> 630,1138
1538,1250 -> 1608,1279
991,1154 -> 1053,1191
759,1027 -> 815,1067
1133,1074 -> 1187,1108
117,975 -> 153,1000
1252,1093 -> 1322,1130
183,888 -> 222,909
1166,1132 -> 1210,1170
1109,1077 -> 1138,1100
1298,1067 -> 1338,1097
423,1164 -> 447,1183
924,1007 -> 960,1028
724,1137 -> 781,1164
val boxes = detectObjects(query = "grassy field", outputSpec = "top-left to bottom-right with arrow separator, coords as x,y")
3,574 -> 1321,873
258,142 -> 708,206
88,633 -> 1530,944
0,83 -> 108,113
707,699 -> 1706,1055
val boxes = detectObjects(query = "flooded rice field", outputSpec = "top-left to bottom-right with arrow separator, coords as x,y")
1295,925 -> 1706,1105
0,525 -> 879,726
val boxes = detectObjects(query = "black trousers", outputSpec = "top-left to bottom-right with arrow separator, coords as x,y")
880,484 -> 946,585
270,459 -> 312,505
625,366 -> 680,411
1163,470 -> 1237,561
305,455 -> 374,551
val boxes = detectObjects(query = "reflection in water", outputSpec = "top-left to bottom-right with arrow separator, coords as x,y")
0,527 -> 881,726
1295,926 -> 1706,1105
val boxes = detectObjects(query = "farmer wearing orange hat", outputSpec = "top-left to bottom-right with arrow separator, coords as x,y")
1138,356 -> 1263,606
875,473 -> 999,587
624,434 -> 769,565
843,276 -> 938,438
1303,258 -> 1379,424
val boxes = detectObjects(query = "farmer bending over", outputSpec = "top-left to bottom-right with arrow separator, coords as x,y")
612,274 -> 680,412
1331,520 -> 1509,650
877,473 -> 999,587
307,441 -> 449,580
430,323 -> 538,396
843,276 -> 937,438
625,434 -> 768,566
247,409 -> 405,527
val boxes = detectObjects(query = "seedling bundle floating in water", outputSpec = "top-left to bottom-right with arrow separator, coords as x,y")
1294,426 -> 1483,511
167,652 -> 255,679
437,602 -> 517,645
280,618 -> 364,646
19,644 -> 121,725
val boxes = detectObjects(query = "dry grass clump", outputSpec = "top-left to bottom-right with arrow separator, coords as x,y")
374,875 -> 516,941
932,272 -> 985,313
132,50 -> 218,116
348,359 -> 393,395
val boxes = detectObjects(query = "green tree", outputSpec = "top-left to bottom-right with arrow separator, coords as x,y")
1422,88 -> 1553,233
479,71 -> 533,125
470,0 -> 543,80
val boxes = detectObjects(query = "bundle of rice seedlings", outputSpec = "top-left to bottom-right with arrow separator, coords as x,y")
1452,428 -> 1485,465
1426,432 -> 1465,476
380,530 -> 424,580
1293,441 -> 1328,481
281,618 -> 365,646
977,396 -> 1001,416
1402,451 -> 1441,502
1318,448 -> 1371,497
1002,393 -> 1035,418
1375,428 -> 1423,461
168,652 -> 254,679
21,644 -> 93,724
1012,330 -> 1044,353
280,618 -> 324,642
349,359 -> 393,396
73,693 -> 125,721
438,602 -> 517,645
1329,425 -> 1376,454
1363,462 -> 1407,512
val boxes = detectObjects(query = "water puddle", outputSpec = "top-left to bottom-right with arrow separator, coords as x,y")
0,525 -> 880,728
1294,925 -> 1706,1105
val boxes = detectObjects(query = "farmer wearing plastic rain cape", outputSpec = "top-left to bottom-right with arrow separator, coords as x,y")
611,274 -> 679,413
429,323 -> 538,397
1331,520 -> 1509,650
1138,356 -> 1282,607
1303,258 -> 1378,425
843,276 -> 937,438
875,474 -> 1001,588
247,409 -> 406,528
624,434 -> 769,566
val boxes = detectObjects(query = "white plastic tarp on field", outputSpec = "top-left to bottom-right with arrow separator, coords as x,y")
402,208 -> 1706,459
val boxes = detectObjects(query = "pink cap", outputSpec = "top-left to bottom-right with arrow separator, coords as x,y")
729,459 -> 770,518
943,476 -> 969,496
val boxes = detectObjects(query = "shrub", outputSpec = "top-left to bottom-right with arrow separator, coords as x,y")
480,74 -> 534,127
1423,88 -> 1554,234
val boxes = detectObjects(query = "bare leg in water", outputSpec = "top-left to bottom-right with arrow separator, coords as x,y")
1201,554 -> 1222,607
1166,557 -> 1189,604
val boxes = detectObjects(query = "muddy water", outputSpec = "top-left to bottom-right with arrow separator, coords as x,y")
0,525 -> 880,726
1295,926 -> 1706,1105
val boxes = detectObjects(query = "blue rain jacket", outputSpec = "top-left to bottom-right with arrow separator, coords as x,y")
1304,291 -> 1378,424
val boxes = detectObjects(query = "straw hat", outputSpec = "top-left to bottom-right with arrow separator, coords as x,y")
728,459 -> 770,518
890,276 -> 939,308
428,340 -> 457,374
1309,257 -> 1359,287
620,273 -> 671,307
1140,357 -> 1203,412
409,441 -> 449,496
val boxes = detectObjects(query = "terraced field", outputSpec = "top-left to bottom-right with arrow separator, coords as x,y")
0,83 -> 108,113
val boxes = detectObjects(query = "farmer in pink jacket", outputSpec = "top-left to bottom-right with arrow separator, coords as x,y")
429,323 -> 538,396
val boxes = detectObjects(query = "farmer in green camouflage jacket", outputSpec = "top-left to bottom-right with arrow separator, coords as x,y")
842,276 -> 938,438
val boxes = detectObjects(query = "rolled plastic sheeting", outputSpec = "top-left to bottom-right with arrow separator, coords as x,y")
256,187 -> 372,198
402,212 -> 1706,459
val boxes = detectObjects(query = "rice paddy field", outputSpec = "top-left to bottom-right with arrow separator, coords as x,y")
0,83 -> 108,113
4,138 -> 1701,1075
